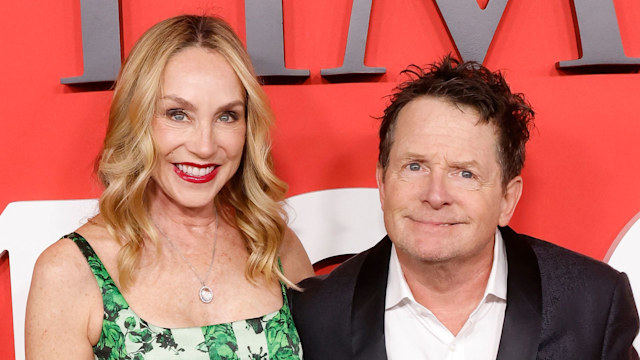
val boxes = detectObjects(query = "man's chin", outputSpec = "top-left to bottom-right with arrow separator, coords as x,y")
395,241 -> 458,264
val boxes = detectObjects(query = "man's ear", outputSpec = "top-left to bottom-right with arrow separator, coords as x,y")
376,163 -> 385,209
499,175 -> 523,227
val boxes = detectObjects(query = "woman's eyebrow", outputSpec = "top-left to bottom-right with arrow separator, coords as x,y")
159,95 -> 196,111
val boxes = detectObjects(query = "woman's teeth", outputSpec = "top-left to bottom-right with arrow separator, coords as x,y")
177,164 -> 215,177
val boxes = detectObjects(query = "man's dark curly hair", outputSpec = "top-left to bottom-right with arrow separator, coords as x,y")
379,55 -> 534,186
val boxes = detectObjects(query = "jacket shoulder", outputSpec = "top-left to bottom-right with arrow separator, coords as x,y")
294,246 -> 371,307
288,246 -> 376,359
503,229 -> 639,359
520,233 -> 623,282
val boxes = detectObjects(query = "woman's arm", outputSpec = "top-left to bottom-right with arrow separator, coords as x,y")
25,238 -> 101,359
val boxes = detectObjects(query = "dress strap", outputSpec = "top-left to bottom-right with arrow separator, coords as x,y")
66,232 -> 98,263
65,232 -> 129,311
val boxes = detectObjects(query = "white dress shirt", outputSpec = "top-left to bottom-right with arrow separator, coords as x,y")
384,229 -> 508,360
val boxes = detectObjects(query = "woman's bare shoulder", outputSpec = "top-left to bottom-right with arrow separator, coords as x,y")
29,221 -> 106,299
33,234 -> 90,282
25,223 -> 104,358
279,227 -> 315,284
35,217 -> 107,267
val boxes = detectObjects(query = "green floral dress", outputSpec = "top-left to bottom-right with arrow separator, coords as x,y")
67,232 -> 303,360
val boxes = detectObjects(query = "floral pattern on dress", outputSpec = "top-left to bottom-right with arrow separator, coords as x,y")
67,233 -> 303,360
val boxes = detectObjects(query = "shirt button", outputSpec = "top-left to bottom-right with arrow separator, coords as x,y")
449,344 -> 457,351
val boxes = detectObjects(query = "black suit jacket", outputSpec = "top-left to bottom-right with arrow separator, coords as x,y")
289,226 -> 639,360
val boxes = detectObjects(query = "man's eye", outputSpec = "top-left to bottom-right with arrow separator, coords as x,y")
460,170 -> 474,179
408,163 -> 421,171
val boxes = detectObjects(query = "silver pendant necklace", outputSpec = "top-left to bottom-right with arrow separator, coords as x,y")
153,208 -> 218,304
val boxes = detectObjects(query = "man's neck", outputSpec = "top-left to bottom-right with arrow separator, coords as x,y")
396,240 -> 495,335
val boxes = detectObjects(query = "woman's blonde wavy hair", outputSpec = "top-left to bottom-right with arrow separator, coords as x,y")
98,15 -> 292,290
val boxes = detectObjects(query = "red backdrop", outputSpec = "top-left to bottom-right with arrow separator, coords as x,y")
2,0 -> 640,358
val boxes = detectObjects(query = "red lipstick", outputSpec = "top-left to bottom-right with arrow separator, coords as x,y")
173,163 -> 219,183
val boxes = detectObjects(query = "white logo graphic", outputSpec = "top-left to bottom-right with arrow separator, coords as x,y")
0,199 -> 100,360
286,188 -> 386,263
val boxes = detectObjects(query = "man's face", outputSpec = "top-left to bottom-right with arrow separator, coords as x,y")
377,96 -> 522,265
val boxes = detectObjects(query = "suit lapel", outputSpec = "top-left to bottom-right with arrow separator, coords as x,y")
496,226 -> 543,360
351,236 -> 392,360
348,229 -> 542,359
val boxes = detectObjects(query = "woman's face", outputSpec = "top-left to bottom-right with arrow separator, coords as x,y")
150,46 -> 247,211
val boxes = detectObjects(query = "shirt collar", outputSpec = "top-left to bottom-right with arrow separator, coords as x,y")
385,228 -> 508,310
485,228 -> 508,301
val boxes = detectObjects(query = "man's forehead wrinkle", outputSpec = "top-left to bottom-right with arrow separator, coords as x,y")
444,155 -> 480,169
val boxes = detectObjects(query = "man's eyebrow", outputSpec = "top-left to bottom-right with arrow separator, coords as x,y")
402,152 -> 428,161
447,159 -> 480,169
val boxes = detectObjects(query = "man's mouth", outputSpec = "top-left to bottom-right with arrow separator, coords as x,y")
409,217 -> 463,227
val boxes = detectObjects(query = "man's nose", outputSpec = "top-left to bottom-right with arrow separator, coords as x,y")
421,171 -> 452,209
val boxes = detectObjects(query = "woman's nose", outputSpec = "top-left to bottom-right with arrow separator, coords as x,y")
187,123 -> 217,158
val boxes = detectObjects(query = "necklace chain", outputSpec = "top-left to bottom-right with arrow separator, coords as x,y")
153,208 -> 218,303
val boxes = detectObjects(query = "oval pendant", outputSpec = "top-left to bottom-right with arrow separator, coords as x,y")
199,286 -> 214,304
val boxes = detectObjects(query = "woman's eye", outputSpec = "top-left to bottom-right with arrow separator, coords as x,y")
408,163 -> 421,171
167,109 -> 187,121
219,112 -> 237,122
